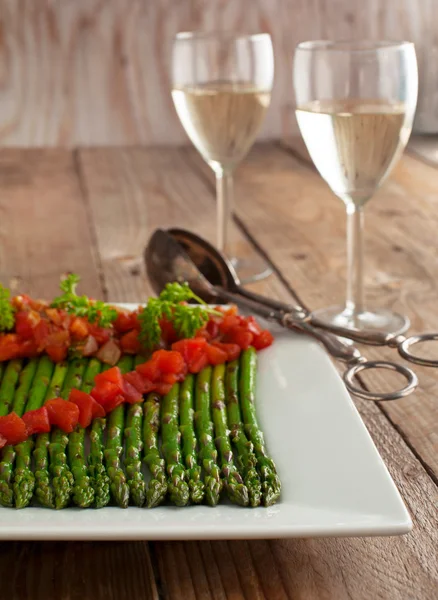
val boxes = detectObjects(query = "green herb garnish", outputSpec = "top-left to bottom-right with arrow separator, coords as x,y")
51,273 -> 117,328
139,282 -> 221,349
0,283 -> 15,331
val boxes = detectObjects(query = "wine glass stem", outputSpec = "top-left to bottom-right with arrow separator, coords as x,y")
346,203 -> 365,316
216,168 -> 234,256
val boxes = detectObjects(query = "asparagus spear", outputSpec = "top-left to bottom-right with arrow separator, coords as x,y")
88,362 -> 110,508
68,358 -> 100,508
212,364 -> 249,506
124,402 -> 146,507
49,358 -> 86,509
14,356 -> 55,509
240,348 -> 281,506
161,383 -> 189,506
143,392 -> 167,508
104,355 -> 131,508
225,360 -> 261,507
195,367 -> 223,506
179,374 -> 204,504
0,359 -> 23,416
0,358 -> 38,507
33,360 -> 67,508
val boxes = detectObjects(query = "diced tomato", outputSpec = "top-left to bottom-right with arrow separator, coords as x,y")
154,382 -> 174,396
0,433 -> 7,449
45,398 -> 79,433
152,350 -> 185,375
172,338 -> 207,361
245,316 -> 262,336
45,330 -> 70,363
87,324 -> 111,344
120,330 -> 142,354
252,330 -> 274,350
229,327 -> 254,350
22,406 -> 50,435
45,308 -> 63,326
136,359 -> 161,382
122,379 -> 143,404
69,389 -> 104,428
33,320 -> 50,350
161,373 -> 178,385
0,412 -> 27,444
123,371 -> 155,394
188,351 -> 208,374
211,342 -> 241,361
159,317 -> 178,344
15,311 -> 38,339
219,315 -> 242,334
206,344 -> 228,365
70,317 -> 89,340
45,343 -> 68,363
94,366 -> 123,390
206,319 -> 219,339
91,381 -> 121,406
195,327 -> 210,340
172,338 -> 208,373
0,334 -> 22,361
113,311 -> 139,333
97,392 -> 125,414
18,339 -> 39,358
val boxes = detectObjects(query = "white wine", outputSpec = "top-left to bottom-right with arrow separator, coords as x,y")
296,99 -> 412,205
172,82 -> 271,170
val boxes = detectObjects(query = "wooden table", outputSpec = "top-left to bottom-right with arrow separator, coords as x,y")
0,141 -> 437,600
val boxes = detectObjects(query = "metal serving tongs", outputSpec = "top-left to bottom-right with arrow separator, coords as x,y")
145,228 -> 438,401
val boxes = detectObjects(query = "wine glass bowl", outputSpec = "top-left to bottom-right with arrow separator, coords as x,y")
294,40 -> 418,334
172,31 -> 274,283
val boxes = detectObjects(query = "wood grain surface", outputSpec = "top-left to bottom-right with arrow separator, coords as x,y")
0,0 -> 435,147
0,142 -> 437,599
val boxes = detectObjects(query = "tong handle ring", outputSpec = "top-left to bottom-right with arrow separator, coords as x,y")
343,360 -> 418,401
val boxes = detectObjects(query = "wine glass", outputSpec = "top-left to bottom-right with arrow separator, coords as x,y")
293,41 -> 418,334
172,31 -> 274,283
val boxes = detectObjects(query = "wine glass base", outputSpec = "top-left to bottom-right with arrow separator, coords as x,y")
229,256 -> 273,285
312,305 -> 410,336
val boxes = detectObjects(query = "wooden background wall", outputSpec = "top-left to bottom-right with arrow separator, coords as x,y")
0,0 -> 435,147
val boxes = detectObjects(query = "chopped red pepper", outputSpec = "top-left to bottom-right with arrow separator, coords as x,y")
0,412 -> 27,445
22,406 -> 51,435
45,398 -> 79,433
69,389 -> 105,428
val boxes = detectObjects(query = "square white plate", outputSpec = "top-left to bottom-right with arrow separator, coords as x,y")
0,304 -> 411,540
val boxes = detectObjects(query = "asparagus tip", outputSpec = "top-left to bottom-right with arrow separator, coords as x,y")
146,479 -> 168,508
188,479 -> 205,504
204,476 -> 222,507
168,480 -> 190,507
262,473 -> 281,507
111,479 -> 130,509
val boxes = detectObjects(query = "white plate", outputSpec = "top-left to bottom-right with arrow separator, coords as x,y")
0,304 -> 411,540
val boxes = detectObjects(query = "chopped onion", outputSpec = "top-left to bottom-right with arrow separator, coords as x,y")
96,339 -> 121,365
82,335 -> 98,356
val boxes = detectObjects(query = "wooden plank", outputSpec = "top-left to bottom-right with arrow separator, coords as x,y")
79,145 -> 438,599
0,148 -> 159,600
0,149 -> 101,298
0,541 -> 158,600
0,0 -> 435,146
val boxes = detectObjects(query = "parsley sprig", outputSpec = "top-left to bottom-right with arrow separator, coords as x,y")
51,274 -> 117,328
0,283 -> 15,332
139,282 -> 221,349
